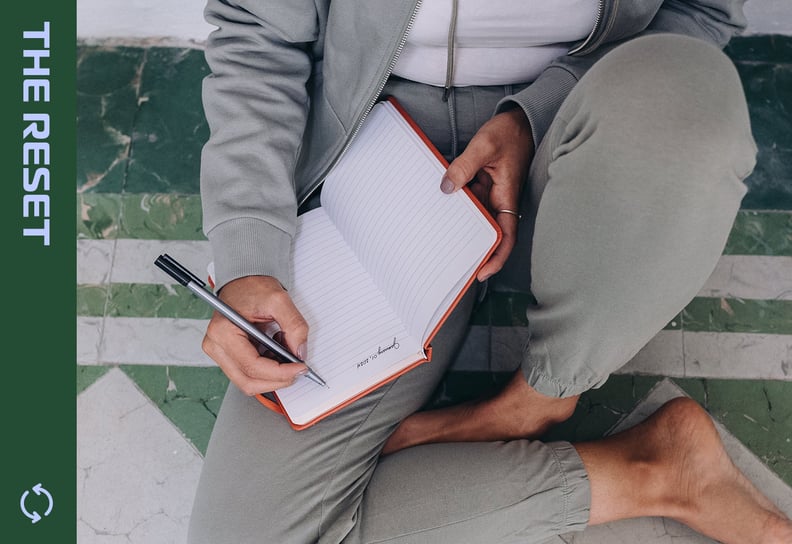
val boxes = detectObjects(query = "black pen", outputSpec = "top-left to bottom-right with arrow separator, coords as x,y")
154,253 -> 327,388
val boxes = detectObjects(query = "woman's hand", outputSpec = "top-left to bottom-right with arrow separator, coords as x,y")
440,107 -> 534,281
201,275 -> 310,395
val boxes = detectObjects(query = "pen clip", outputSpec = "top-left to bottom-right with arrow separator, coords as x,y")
154,254 -> 206,288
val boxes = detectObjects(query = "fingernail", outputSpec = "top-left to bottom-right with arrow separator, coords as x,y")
297,342 -> 308,361
292,369 -> 309,385
440,175 -> 455,194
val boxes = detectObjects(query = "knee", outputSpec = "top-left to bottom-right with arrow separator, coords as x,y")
578,33 -> 757,179
588,34 -> 747,125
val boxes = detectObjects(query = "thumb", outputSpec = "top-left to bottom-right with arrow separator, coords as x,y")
267,293 -> 310,362
279,311 -> 309,362
441,143 -> 490,194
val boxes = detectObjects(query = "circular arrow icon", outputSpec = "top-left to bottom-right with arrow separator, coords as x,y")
20,483 -> 54,524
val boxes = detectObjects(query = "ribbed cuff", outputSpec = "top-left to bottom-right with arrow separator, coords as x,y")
206,217 -> 294,291
547,441 -> 591,533
520,339 -> 604,398
495,65 -> 578,147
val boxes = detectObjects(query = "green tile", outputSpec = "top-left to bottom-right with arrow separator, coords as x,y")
77,193 -> 205,240
681,297 -> 792,334
677,378 -> 792,487
543,375 -> 663,443
509,292 -> 536,326
77,45 -> 144,95
424,371 -> 505,410
77,285 -> 108,317
741,60 -> 792,152
725,35 -> 792,65
77,47 -> 145,193
469,294 -> 491,326
487,291 -> 536,327
104,283 -> 213,319
127,48 -> 210,193
490,293 -> 522,327
77,365 -> 111,394
742,147 -> 792,211
77,193 -> 121,239
118,194 -> 205,240
121,365 -> 229,455
665,313 -> 683,330
725,211 -> 792,256
722,37 -> 792,211
735,61 -> 792,210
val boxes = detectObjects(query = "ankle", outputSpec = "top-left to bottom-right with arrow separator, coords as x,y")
514,392 -> 578,436
582,397 -> 792,542
761,512 -> 792,544
631,399 -> 713,515
478,374 -> 578,438
632,398 -> 792,543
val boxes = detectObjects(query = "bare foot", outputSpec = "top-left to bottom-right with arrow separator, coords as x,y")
382,372 -> 578,455
467,371 -> 579,438
577,397 -> 792,544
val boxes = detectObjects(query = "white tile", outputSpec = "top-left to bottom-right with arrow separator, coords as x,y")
100,317 -> 214,366
77,368 -> 203,544
698,255 -> 792,301
485,328 -> 685,377
110,239 -> 212,285
744,0 -> 792,35
617,330 -> 685,377
617,330 -> 792,381
78,519 -> 130,544
683,331 -> 792,380
77,0 -> 214,45
467,327 -> 790,382
77,239 -> 115,285
77,316 -> 103,365
557,379 -> 792,543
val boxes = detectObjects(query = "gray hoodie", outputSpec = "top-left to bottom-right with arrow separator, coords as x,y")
200,0 -> 747,290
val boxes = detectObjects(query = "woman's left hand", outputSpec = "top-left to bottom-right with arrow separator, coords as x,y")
440,106 -> 534,281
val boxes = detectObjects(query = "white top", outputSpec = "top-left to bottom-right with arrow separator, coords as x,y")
392,0 -> 599,86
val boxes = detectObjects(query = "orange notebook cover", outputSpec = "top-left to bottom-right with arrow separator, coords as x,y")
257,97 -> 502,430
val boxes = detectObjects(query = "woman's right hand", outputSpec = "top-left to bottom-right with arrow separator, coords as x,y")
202,275 -> 310,395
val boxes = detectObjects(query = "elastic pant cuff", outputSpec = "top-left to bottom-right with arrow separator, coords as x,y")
547,441 -> 591,533
521,363 -> 598,399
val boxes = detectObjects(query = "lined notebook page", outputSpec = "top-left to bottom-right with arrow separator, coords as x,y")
322,101 -> 497,342
276,208 -> 423,424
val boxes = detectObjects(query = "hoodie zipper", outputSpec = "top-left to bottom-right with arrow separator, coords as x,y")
568,0 -> 606,56
298,0 -> 423,208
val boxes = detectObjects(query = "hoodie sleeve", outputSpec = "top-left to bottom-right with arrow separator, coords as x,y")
200,0 -> 321,290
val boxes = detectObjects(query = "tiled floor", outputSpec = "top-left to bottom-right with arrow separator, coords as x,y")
77,36 -> 792,543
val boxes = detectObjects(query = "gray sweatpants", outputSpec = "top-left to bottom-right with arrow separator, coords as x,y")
188,34 -> 756,543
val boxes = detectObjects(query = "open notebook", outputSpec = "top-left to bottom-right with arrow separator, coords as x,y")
258,98 -> 501,430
